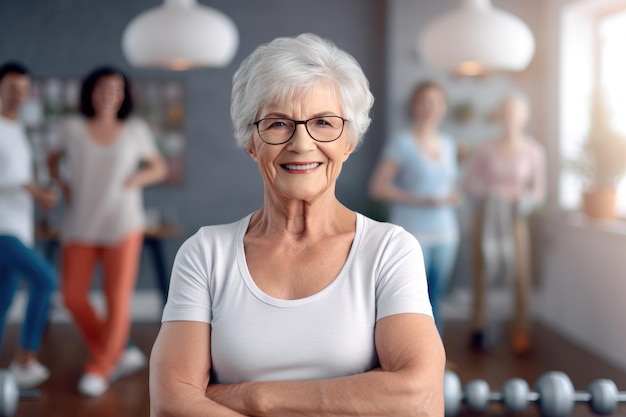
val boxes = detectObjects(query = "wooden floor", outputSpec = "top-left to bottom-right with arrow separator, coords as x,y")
1,321 -> 626,417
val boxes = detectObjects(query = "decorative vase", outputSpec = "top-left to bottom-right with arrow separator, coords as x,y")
582,188 -> 617,219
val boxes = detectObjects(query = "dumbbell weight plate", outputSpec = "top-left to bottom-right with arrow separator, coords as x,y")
502,377 -> 530,413
444,370 -> 462,417
535,371 -> 575,417
465,379 -> 490,411
0,370 -> 18,417
588,379 -> 618,415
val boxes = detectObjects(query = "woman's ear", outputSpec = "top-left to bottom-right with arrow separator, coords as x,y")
246,141 -> 258,161
343,140 -> 356,161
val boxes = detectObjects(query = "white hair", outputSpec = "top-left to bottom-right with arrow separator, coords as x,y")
231,33 -> 374,149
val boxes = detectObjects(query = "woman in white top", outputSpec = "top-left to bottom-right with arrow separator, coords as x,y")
150,33 -> 445,417
47,66 -> 167,396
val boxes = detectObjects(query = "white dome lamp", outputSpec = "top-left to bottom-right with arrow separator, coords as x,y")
419,0 -> 535,76
122,0 -> 239,70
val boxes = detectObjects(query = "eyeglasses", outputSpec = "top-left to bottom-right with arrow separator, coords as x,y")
252,116 -> 348,145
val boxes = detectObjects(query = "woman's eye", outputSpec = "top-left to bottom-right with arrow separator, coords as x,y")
269,120 -> 288,129
314,118 -> 334,127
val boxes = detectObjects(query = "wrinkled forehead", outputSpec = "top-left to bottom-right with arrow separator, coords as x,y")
257,81 -> 343,118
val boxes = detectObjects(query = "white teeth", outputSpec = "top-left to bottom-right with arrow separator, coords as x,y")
283,163 -> 320,171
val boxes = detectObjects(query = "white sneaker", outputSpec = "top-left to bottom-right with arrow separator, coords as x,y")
78,373 -> 109,397
111,345 -> 147,381
9,360 -> 50,389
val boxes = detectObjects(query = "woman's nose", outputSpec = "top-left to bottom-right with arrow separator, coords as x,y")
288,124 -> 317,150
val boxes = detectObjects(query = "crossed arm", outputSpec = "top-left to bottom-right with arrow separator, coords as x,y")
149,313 -> 445,417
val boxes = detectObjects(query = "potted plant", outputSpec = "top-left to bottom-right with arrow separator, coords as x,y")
570,92 -> 626,219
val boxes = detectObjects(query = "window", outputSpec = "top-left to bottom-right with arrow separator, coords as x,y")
599,9 -> 626,212
559,2 -> 626,215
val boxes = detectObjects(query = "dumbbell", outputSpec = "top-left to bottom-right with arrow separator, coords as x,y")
0,370 -> 18,417
445,370 -> 626,417
0,370 -> 40,417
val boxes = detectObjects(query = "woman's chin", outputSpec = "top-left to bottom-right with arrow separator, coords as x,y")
274,186 -> 326,204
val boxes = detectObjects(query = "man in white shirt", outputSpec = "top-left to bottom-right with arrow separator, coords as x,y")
0,61 -> 58,388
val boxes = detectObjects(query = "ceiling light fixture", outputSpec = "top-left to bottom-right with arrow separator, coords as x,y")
122,0 -> 239,70
419,0 -> 535,75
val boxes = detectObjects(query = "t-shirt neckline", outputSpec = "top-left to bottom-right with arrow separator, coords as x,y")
236,212 -> 363,308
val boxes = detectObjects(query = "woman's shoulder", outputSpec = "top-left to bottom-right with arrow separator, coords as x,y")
182,215 -> 250,251
123,116 -> 150,131
58,115 -> 84,131
358,214 -> 419,247
523,136 -> 546,156
470,138 -> 498,158
438,132 -> 457,151
386,129 -> 412,145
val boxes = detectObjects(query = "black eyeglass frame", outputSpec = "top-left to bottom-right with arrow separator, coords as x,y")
251,116 -> 349,145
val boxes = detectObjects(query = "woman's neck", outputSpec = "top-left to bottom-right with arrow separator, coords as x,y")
413,121 -> 438,141
88,113 -> 120,125
249,191 -> 353,240
501,128 -> 525,145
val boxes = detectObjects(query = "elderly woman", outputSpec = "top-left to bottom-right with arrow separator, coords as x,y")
150,33 -> 445,417
463,93 -> 546,356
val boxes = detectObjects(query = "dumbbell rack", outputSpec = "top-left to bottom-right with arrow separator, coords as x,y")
445,370 -> 626,417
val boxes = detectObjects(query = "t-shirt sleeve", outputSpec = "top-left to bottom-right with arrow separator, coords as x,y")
375,227 -> 433,321
162,228 -> 213,323
382,133 -> 408,165
132,118 -> 159,159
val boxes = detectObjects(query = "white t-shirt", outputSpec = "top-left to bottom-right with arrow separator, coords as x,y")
52,116 -> 158,244
162,213 -> 433,384
0,115 -> 34,246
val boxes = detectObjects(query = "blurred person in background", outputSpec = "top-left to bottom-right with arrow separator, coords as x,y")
0,61 -> 58,389
47,66 -> 167,396
463,93 -> 546,356
369,81 -> 460,337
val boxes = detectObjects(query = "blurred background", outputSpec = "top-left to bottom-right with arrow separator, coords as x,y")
2,0 -> 626,415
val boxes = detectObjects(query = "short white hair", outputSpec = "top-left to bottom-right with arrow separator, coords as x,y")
231,33 -> 374,149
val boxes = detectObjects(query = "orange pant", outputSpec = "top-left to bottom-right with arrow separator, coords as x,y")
61,232 -> 143,378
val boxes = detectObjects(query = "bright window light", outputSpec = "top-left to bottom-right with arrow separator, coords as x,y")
599,9 -> 626,214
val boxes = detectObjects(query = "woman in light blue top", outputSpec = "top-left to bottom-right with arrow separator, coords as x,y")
369,81 -> 459,335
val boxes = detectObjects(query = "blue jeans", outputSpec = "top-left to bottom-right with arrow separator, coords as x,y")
421,241 -> 458,336
0,235 -> 57,352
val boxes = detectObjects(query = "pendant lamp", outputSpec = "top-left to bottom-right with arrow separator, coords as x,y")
122,0 -> 239,70
419,0 -> 535,75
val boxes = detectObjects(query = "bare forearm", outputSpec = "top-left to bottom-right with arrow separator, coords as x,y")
131,168 -> 165,188
129,160 -> 168,188
206,369 -> 441,417
152,391 -> 250,417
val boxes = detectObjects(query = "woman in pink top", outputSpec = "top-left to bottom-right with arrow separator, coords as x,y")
463,93 -> 546,355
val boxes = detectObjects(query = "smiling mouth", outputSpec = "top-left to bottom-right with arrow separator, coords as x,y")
281,162 -> 322,171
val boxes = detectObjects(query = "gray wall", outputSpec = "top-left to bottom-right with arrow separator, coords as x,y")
0,0 -> 387,290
